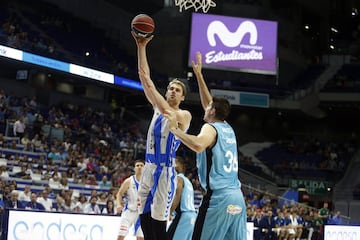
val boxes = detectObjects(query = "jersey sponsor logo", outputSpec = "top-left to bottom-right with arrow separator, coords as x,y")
226,204 -> 243,215
226,137 -> 236,144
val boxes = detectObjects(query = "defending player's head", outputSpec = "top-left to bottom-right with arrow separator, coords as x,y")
211,97 -> 231,121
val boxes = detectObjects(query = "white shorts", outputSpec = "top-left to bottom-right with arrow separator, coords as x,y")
137,162 -> 177,221
118,209 -> 143,237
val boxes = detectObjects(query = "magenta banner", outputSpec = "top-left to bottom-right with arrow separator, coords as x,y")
189,13 -> 278,75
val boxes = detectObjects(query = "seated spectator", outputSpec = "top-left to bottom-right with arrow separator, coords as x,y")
25,192 -> 45,211
83,196 -> 101,214
5,190 -> 25,209
74,195 -> 88,213
59,177 -> 69,190
18,185 -> 31,202
22,169 -> 32,180
37,190 -> 53,211
97,192 -> 108,206
14,166 -> 28,178
328,211 -> 343,225
85,175 -> 98,186
21,133 -> 31,146
31,134 -> 42,149
0,165 -> 9,178
101,199 -> 117,215
48,173 -> 60,189
98,175 -> 111,189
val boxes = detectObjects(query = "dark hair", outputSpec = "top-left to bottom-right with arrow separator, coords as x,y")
175,156 -> 185,166
134,159 -> 145,165
212,97 -> 231,120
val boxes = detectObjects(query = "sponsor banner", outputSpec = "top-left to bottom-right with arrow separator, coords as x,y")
239,91 -> 269,108
7,210 -> 119,240
211,89 -> 269,108
289,179 -> 329,195
324,225 -> 360,240
211,89 -> 240,105
0,44 -> 22,60
23,52 -> 69,72
189,13 -> 278,75
70,64 -> 114,84
0,44 -> 143,90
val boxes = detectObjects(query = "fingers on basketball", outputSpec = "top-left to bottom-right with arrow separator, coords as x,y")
131,14 -> 155,38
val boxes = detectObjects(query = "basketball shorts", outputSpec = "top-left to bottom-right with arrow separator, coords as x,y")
118,209 -> 143,237
137,162 -> 177,221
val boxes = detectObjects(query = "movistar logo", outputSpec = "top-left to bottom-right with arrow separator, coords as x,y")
206,20 -> 263,63
207,20 -> 258,47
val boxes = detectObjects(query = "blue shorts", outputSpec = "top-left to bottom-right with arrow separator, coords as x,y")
168,211 -> 197,240
192,188 -> 247,240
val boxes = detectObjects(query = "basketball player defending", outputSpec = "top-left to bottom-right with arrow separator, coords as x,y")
164,51 -> 247,240
167,156 -> 197,240
117,159 -> 145,240
132,32 -> 192,240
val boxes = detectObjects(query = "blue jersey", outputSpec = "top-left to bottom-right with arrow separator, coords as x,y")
178,173 -> 196,212
146,108 -> 182,167
196,121 -> 241,191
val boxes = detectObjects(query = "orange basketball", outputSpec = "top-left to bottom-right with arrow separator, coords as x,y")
131,14 -> 155,38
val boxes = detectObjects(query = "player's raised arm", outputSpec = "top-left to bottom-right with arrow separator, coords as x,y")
192,51 -> 213,111
132,32 -> 170,113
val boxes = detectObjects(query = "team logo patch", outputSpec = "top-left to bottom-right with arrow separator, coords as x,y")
226,205 -> 242,215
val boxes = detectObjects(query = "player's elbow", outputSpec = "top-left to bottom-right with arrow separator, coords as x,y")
192,143 -> 206,153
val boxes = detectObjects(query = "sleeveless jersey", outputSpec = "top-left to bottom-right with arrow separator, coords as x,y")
124,175 -> 139,211
178,173 -> 196,212
196,121 -> 241,191
146,108 -> 182,167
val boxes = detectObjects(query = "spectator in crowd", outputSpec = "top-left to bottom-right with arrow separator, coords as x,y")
98,175 -> 111,188
18,184 -> 31,202
83,195 -> 101,214
329,210 -> 343,225
48,173 -> 61,189
37,190 -> 53,211
25,192 -> 45,211
318,202 -> 329,225
75,194 -> 88,213
101,199 -> 117,215
260,210 -> 276,240
13,115 -> 26,139
5,190 -> 25,209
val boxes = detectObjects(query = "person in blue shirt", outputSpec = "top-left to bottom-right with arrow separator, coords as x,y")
329,211 -> 343,225
165,51 -> 247,240
167,156 -> 197,240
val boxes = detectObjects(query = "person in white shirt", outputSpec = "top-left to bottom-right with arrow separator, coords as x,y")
83,196 -> 101,214
13,115 -> 26,139
37,190 -> 53,211
18,185 -> 31,202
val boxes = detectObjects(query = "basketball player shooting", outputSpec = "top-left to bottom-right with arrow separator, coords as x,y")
131,15 -> 192,240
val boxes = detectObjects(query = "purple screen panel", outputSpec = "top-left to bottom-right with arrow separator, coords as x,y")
189,13 -> 278,75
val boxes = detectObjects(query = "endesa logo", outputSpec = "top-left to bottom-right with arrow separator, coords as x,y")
12,220 -> 103,240
324,225 -> 360,240
205,19 -> 263,64
7,210 -> 118,240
